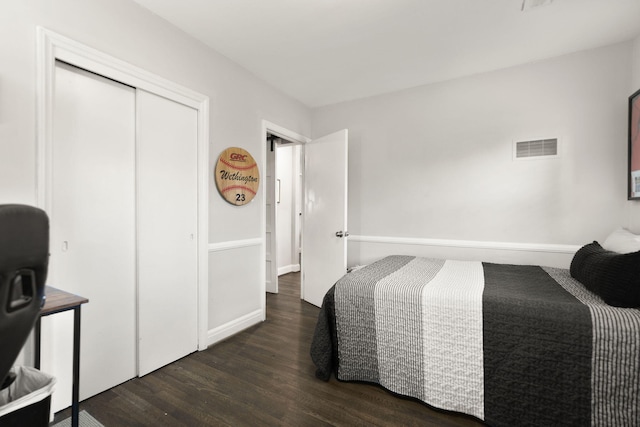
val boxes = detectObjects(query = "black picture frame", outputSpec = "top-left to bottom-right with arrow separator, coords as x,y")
629,88 -> 640,200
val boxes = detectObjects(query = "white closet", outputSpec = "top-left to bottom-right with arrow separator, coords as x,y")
44,61 -> 198,412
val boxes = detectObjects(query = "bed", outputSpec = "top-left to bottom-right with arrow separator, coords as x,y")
310,244 -> 640,426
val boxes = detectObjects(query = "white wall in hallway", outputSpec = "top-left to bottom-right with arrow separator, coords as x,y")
276,144 -> 297,274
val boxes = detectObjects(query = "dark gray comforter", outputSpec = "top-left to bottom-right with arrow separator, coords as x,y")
310,255 -> 640,427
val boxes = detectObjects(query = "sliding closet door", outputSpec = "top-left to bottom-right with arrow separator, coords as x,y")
48,61 -> 137,410
136,90 -> 198,376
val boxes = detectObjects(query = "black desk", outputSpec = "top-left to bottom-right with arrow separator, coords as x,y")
34,286 -> 88,427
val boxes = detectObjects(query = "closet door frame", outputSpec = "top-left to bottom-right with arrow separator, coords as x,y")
35,27 -> 210,351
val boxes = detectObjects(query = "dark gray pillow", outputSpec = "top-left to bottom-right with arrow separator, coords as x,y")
570,241 -> 640,308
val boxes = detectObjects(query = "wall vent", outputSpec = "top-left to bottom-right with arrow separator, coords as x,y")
514,138 -> 558,160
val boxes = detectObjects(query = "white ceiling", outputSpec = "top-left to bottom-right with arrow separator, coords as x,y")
132,0 -> 640,108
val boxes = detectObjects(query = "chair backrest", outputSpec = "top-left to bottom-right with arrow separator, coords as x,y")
0,205 -> 49,389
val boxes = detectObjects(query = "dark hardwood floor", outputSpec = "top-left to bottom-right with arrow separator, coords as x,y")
52,272 -> 484,426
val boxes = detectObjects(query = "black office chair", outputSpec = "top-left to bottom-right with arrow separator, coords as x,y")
0,205 -> 49,390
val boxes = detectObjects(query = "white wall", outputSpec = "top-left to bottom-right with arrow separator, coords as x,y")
0,0 -> 310,344
628,35 -> 640,233
312,42 -> 633,268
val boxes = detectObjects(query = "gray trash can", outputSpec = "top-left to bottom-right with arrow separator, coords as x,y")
0,366 -> 56,427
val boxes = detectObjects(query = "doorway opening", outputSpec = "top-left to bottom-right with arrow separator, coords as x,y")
262,123 -> 349,310
265,132 -> 303,295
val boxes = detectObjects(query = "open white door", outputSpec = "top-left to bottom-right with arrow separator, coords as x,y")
302,130 -> 348,307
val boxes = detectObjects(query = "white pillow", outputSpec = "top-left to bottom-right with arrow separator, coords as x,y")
602,228 -> 640,254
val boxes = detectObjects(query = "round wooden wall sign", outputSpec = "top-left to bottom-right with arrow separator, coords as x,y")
214,147 -> 260,206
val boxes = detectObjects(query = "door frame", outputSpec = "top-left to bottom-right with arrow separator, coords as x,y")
261,121 -> 309,301
35,27 -> 210,351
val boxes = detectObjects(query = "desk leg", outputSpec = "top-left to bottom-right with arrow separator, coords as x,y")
34,317 -> 42,370
71,306 -> 81,427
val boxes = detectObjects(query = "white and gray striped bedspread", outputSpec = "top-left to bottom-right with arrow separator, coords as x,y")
310,255 -> 640,427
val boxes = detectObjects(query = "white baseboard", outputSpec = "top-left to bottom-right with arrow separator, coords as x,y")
207,309 -> 263,347
278,264 -> 300,276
